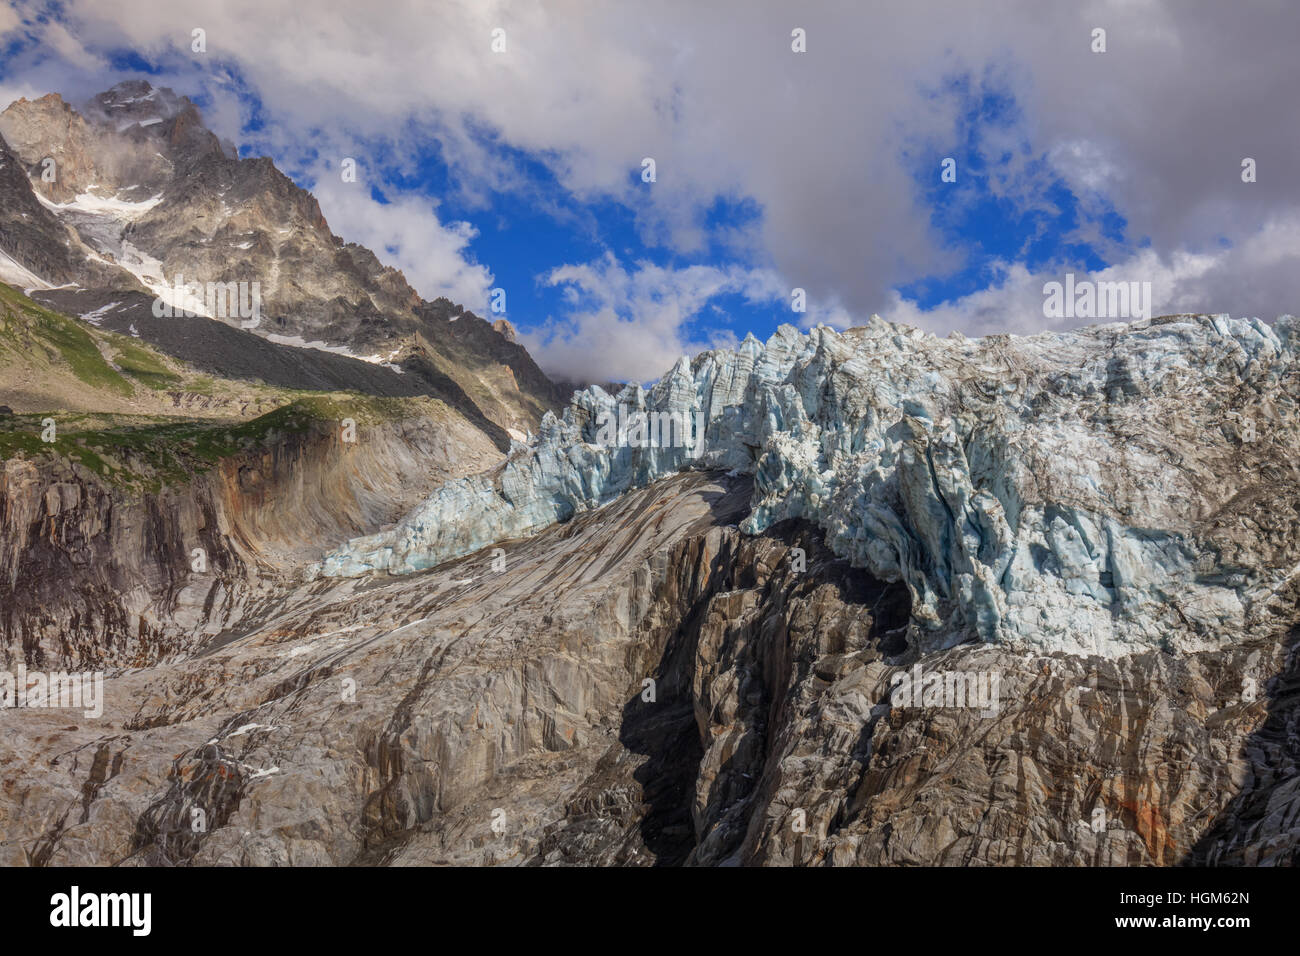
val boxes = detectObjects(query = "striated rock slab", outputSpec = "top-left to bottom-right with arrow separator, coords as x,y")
0,474 -> 753,865
532,515 -> 1299,867
3,471 -> 1296,867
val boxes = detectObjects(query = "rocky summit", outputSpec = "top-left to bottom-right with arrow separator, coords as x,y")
0,82 -> 563,447
0,84 -> 1298,870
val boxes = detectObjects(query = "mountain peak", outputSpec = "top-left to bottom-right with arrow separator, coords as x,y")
0,78 -> 565,446
88,80 -> 188,127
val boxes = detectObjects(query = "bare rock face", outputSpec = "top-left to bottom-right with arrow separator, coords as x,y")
0,89 -> 187,203
530,511 -> 1299,867
0,473 -> 757,865
0,133 -> 123,288
2,471 -> 1296,867
492,318 -> 517,343
0,405 -> 499,671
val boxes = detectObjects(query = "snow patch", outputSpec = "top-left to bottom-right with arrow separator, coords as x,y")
206,722 -> 275,744
266,333 -> 404,371
36,189 -> 162,220
79,301 -> 122,326
0,246 -> 50,290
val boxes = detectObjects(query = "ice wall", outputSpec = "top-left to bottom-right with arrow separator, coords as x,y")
321,314 -> 1300,657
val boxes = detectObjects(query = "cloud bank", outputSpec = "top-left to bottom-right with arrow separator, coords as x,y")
1,0 -> 1296,380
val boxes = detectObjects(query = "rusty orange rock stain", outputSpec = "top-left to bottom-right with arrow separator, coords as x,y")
1118,798 -> 1174,861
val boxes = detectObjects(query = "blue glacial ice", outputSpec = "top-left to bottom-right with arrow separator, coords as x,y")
321,313 -> 1300,658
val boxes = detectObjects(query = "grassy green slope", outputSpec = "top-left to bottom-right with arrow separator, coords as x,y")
0,282 -> 459,491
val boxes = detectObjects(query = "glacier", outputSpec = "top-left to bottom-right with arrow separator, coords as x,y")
320,313 -> 1300,658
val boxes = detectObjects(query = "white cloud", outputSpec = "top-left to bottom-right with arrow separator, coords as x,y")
39,19 -> 107,73
0,5 -> 22,38
521,253 -> 786,383
5,0 -> 1297,380
310,171 -> 494,310
879,211 -> 1300,336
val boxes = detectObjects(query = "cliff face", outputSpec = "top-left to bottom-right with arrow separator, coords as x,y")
0,133 -> 123,288
2,471 -> 1295,866
0,403 -> 498,671
535,516 -> 1298,868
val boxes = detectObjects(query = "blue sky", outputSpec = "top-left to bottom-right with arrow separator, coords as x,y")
0,1 -> 1296,383
223,62 -> 1134,360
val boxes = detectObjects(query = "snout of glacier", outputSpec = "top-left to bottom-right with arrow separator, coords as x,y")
321,313 -> 1300,659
